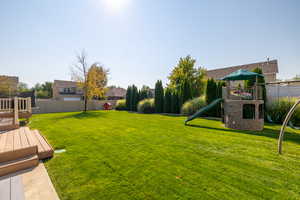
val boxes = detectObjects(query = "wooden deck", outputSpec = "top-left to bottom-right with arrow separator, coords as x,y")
0,127 -> 53,160
0,127 -> 53,177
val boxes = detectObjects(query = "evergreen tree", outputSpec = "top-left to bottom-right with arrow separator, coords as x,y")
205,78 -> 218,116
154,80 -> 164,113
139,86 -> 149,101
216,81 -> 225,117
164,88 -> 172,113
131,85 -> 139,111
125,86 -> 131,110
171,91 -> 180,114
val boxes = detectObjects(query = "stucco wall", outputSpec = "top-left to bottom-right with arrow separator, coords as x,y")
266,85 -> 300,102
33,99 -> 117,114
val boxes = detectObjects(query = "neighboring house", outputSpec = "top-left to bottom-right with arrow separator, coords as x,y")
0,75 -> 19,97
206,59 -> 279,83
52,80 -> 84,101
105,87 -> 126,100
52,80 -> 126,101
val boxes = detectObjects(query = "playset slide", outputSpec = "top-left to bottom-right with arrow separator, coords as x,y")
184,98 -> 223,125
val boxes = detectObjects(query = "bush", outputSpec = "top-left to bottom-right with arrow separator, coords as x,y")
267,98 -> 300,126
115,99 -> 127,110
137,98 -> 155,114
181,96 -> 206,115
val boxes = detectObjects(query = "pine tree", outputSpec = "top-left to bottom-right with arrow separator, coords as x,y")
205,78 -> 218,116
131,85 -> 139,111
125,86 -> 131,110
171,91 -> 180,114
216,81 -> 225,117
164,88 -> 172,113
154,80 -> 164,113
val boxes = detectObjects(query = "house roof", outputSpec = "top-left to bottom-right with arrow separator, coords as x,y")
105,88 -> 126,97
53,80 -> 78,86
206,60 -> 278,80
0,75 -> 19,83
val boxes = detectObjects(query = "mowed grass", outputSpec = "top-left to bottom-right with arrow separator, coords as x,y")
30,111 -> 300,200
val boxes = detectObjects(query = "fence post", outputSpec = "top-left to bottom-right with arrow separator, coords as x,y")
14,97 -> 19,126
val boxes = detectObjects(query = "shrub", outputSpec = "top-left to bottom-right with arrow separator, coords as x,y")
137,98 -> 155,114
181,96 -> 206,115
115,99 -> 127,110
267,98 -> 300,126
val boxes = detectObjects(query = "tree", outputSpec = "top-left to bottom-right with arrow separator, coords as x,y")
34,82 -> 53,98
171,91 -> 180,114
244,68 -> 264,88
154,80 -> 164,113
126,86 -> 131,110
41,82 -> 53,98
216,81 -> 225,117
168,55 -> 206,107
139,85 -> 152,101
87,64 -> 108,99
130,85 -> 139,111
164,87 -> 172,113
71,50 -> 108,112
244,67 -> 266,103
205,78 -> 218,116
18,82 -> 30,92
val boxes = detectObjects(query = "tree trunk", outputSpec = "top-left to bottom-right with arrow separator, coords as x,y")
84,96 -> 87,112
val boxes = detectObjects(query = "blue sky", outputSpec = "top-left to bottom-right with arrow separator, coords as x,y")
0,0 -> 299,88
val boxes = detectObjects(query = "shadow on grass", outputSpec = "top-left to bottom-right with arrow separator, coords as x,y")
186,123 -> 300,145
57,111 -> 108,120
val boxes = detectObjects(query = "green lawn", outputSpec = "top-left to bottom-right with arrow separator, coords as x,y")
30,111 -> 300,200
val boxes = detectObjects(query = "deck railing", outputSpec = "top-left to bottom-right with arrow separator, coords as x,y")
0,98 -> 13,112
0,97 -> 31,113
18,97 -> 31,112
223,86 -> 263,100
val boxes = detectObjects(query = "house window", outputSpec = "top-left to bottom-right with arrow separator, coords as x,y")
243,104 -> 255,119
60,87 -> 76,94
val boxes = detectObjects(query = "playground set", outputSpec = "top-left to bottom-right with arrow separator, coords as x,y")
184,69 -> 300,154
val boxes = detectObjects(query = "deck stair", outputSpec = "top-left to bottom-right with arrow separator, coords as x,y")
0,127 -> 53,177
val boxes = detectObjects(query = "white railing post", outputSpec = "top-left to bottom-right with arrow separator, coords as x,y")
14,97 -> 19,125
27,97 -> 32,113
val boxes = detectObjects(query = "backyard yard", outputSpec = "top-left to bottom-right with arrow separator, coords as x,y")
29,111 -> 300,200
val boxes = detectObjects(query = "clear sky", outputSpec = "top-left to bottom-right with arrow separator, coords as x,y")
0,0 -> 299,88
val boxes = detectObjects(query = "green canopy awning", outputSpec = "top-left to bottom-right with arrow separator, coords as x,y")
221,69 -> 264,81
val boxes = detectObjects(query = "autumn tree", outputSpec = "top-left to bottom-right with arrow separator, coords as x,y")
87,64 -> 108,99
71,50 -> 109,112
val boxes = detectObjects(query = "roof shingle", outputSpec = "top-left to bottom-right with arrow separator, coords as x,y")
206,60 -> 278,80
